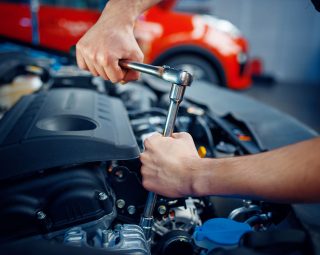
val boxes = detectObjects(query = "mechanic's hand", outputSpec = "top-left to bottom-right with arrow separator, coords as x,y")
140,132 -> 200,198
76,3 -> 144,83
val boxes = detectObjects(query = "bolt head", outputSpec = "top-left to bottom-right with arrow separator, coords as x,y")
37,211 -> 46,220
127,205 -> 136,215
98,192 -> 108,201
158,205 -> 167,215
116,199 -> 125,209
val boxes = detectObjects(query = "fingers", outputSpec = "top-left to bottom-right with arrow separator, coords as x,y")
121,48 -> 144,82
143,132 -> 162,150
76,42 -> 123,82
103,58 -> 126,83
76,41 -> 144,83
94,62 -> 109,80
76,14 -> 145,83
139,152 -> 150,164
123,70 -> 140,81
76,45 -> 88,71
172,132 -> 191,139
85,59 -> 99,77
76,42 -> 98,76
143,132 -> 194,152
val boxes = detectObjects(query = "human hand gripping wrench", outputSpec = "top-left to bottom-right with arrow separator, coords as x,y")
119,60 -> 193,241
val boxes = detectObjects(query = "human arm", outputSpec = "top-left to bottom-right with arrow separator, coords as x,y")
140,133 -> 320,203
76,0 -> 161,83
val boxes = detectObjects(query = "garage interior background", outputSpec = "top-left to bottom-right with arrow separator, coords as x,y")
178,0 -> 320,132
179,0 -> 320,83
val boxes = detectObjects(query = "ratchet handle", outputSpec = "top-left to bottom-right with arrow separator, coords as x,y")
119,60 -> 192,87
119,60 -> 162,78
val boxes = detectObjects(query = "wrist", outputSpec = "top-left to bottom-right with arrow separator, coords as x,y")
187,158 -> 212,196
190,157 -> 238,197
101,0 -> 142,27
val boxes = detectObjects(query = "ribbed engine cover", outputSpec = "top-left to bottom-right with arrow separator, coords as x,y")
0,88 -> 140,181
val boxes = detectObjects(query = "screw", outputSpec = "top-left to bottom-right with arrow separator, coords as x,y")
127,205 -> 136,215
158,205 -> 167,215
98,192 -> 108,201
37,211 -> 46,220
116,199 -> 125,209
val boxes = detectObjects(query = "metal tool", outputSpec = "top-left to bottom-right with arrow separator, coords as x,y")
119,60 -> 193,240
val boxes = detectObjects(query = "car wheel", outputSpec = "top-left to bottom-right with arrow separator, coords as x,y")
164,55 -> 222,85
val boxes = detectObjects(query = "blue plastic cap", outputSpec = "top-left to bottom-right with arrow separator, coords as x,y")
194,218 -> 252,246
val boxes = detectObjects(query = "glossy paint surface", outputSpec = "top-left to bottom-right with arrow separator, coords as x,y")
0,0 -> 251,89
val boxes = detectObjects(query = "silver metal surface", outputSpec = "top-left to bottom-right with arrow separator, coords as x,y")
98,192 -> 108,201
158,205 -> 167,215
64,224 -> 150,254
116,199 -> 126,209
127,205 -> 136,215
100,224 -> 149,254
139,217 -> 153,242
228,204 -> 261,220
36,211 -> 46,220
119,60 -> 193,241
64,227 -> 87,246
119,60 -> 192,87
153,197 -> 202,236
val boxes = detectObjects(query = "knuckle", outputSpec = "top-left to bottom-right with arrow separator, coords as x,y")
97,55 -> 106,66
106,54 -> 115,64
88,51 -> 95,61
181,132 -> 190,138
100,56 -> 108,66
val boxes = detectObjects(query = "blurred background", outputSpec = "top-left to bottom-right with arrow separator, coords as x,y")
0,0 -> 319,131
176,0 -> 320,132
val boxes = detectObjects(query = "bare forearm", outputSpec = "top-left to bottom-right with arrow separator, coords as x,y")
101,0 -> 161,25
192,138 -> 320,203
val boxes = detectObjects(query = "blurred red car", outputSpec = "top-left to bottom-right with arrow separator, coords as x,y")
0,0 -> 251,89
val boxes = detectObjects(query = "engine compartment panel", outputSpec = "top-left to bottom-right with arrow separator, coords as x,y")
0,88 -> 140,181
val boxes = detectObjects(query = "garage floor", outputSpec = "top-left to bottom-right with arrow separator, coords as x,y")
242,81 -> 320,133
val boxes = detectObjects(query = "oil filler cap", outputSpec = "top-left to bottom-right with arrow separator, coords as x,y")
193,218 -> 252,251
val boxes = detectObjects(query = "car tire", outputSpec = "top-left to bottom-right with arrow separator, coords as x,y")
163,54 -> 222,85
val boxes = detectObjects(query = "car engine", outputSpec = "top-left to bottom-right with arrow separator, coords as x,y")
0,59 -> 317,255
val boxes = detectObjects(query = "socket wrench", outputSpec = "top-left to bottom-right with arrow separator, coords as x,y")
119,60 -> 193,240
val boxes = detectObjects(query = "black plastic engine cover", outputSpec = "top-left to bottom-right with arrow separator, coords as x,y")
0,163 -> 115,242
0,88 -> 140,181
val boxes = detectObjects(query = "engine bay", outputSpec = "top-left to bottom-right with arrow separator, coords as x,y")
0,53 -> 317,255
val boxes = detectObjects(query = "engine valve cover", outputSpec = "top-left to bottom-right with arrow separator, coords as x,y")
0,88 -> 140,181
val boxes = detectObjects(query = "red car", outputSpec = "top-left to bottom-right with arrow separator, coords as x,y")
0,0 -> 252,89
